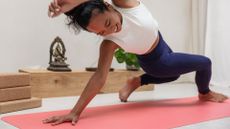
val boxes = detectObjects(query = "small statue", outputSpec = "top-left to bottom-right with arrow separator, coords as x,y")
47,36 -> 71,72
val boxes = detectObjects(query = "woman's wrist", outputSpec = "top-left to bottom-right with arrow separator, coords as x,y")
64,0 -> 89,15
72,0 -> 89,6
70,109 -> 82,116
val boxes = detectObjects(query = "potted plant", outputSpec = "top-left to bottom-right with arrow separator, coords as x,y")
114,48 -> 140,71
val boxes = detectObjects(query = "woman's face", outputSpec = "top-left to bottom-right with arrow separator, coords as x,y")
86,5 -> 122,36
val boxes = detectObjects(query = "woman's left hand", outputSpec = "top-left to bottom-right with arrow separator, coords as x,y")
48,0 -> 62,18
43,112 -> 80,126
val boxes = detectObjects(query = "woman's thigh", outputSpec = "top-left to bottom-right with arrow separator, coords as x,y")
139,52 -> 211,77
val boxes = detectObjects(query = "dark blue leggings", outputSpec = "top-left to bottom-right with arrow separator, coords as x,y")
136,32 -> 211,94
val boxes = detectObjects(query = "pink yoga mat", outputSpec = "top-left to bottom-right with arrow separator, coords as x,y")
2,97 -> 230,129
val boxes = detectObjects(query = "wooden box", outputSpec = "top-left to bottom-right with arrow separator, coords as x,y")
0,86 -> 31,102
0,97 -> 41,114
0,73 -> 30,89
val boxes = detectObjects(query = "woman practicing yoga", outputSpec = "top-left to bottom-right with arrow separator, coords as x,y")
43,0 -> 228,126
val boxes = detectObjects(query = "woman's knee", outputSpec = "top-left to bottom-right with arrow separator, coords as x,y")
203,57 -> 212,68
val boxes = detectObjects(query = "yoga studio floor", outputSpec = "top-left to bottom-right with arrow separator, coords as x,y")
1,83 -> 230,129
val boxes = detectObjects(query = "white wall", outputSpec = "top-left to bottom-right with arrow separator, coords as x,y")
143,0 -> 192,52
0,0 -> 192,72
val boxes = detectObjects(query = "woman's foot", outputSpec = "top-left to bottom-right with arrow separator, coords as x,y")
119,76 -> 141,102
199,91 -> 228,103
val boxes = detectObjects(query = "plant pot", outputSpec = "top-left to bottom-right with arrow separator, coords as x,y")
126,65 -> 140,71
85,67 -> 114,72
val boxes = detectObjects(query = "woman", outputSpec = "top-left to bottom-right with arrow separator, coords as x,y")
44,0 -> 228,126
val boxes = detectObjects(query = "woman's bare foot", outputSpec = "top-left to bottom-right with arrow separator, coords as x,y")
119,76 -> 141,102
199,91 -> 228,103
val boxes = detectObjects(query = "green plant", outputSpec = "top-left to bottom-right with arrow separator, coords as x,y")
114,48 -> 140,70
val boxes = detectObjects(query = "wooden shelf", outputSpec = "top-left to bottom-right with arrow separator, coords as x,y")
19,68 -> 154,98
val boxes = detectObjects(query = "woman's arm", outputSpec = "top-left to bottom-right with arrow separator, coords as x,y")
111,0 -> 139,8
70,40 -> 119,115
43,40 -> 119,125
48,0 -> 89,17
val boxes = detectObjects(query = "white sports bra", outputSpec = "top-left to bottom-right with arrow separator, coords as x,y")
104,1 -> 159,55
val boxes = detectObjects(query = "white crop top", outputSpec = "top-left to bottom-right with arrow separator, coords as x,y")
104,1 -> 159,55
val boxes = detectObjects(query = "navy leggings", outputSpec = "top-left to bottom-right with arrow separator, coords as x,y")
136,32 -> 211,94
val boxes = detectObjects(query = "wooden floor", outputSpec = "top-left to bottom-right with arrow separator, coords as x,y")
1,83 -> 230,129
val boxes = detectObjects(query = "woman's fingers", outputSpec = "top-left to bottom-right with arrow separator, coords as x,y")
54,0 -> 62,10
51,0 -> 61,12
43,113 -> 79,126
43,116 -> 58,123
48,5 -> 55,17
51,119 -> 64,126
48,0 -> 62,17
71,116 -> 78,126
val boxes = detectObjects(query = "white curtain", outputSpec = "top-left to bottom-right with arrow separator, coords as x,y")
191,0 -> 208,55
205,0 -> 230,87
191,0 -> 230,87
188,0 -> 208,83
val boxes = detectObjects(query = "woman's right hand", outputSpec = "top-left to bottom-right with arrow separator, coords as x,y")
43,112 -> 80,126
48,0 -> 79,18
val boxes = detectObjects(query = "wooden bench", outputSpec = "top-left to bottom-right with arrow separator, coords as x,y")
19,69 -> 154,98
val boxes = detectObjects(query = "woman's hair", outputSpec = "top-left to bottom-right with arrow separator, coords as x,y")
65,0 -> 108,33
